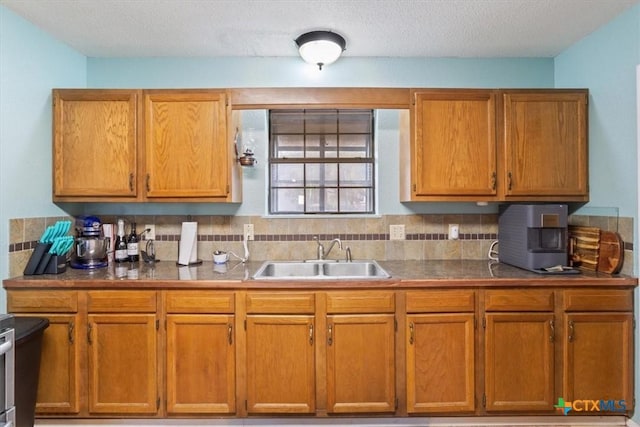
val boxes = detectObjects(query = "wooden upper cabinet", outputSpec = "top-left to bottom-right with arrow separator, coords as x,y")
144,90 -> 230,200
501,90 -> 588,200
408,90 -> 497,200
53,89 -> 139,201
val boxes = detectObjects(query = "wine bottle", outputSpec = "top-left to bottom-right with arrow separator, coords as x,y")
114,219 -> 129,263
127,222 -> 139,262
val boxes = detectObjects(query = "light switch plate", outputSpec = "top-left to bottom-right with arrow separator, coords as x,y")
244,224 -> 255,241
448,224 -> 459,240
144,224 -> 155,240
390,224 -> 406,240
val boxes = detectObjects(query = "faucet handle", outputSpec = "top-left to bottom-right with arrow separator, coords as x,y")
313,236 -> 325,259
345,246 -> 352,262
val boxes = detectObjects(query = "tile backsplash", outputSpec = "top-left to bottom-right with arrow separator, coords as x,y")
7,213 -> 634,278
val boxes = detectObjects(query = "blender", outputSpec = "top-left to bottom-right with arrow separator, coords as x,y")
70,216 -> 110,269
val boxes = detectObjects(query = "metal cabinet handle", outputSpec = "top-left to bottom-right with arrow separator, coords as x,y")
129,173 -> 134,192
69,321 -> 75,344
568,320 -> 575,342
491,172 -> 497,190
146,174 -> 151,192
327,324 -> 333,346
549,319 -> 555,343
309,323 -> 314,345
87,323 -> 92,345
507,172 -> 513,190
409,322 -> 414,345
228,324 -> 233,345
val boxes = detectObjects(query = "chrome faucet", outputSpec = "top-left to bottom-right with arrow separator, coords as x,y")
313,236 -> 342,260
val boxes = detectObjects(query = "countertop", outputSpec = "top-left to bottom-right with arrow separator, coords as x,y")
3,260 -> 637,289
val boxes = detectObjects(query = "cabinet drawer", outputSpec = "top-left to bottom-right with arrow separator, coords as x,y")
246,292 -> 315,314
165,291 -> 234,313
406,290 -> 475,313
326,291 -> 395,313
564,289 -> 633,312
87,290 -> 157,313
8,290 -> 78,313
484,290 -> 554,311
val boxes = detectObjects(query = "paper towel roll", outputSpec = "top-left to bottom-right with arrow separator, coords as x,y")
178,222 -> 198,265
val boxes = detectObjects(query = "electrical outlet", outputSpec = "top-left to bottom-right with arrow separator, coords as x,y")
448,224 -> 459,240
389,224 -> 406,240
144,224 -> 155,240
244,224 -> 255,241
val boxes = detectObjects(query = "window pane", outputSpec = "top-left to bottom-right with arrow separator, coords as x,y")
306,163 -> 338,188
305,135 -> 338,158
306,188 -> 338,213
272,134 -> 304,158
339,134 -> 371,158
271,188 -> 305,213
339,164 -> 373,187
340,188 -> 373,212
306,110 -> 337,133
271,164 -> 304,187
271,111 -> 304,133
339,111 -> 372,133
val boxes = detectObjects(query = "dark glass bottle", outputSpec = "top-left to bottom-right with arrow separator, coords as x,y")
127,222 -> 139,262
114,219 -> 129,263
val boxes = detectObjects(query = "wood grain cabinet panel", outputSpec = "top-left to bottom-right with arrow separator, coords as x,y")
166,314 -> 235,414
484,313 -> 555,412
52,89 -> 139,200
245,314 -> 315,414
87,314 -> 158,415
406,313 -> 475,413
326,314 -> 396,413
144,90 -> 229,199
502,91 -> 588,199
409,90 -> 497,199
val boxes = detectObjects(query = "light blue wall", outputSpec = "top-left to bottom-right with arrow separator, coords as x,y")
0,6 -> 86,290
555,4 -> 639,219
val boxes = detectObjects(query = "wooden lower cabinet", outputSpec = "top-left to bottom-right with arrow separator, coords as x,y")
245,314 -> 315,414
562,289 -> 634,414
406,313 -> 475,413
87,313 -> 158,414
166,314 -> 235,414
7,290 -> 81,415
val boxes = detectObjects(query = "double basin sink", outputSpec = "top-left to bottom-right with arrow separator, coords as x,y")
252,260 -> 391,280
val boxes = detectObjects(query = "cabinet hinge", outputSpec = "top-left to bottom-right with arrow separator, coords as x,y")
156,319 -> 159,330
482,394 -> 486,408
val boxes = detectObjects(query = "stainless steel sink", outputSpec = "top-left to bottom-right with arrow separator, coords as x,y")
252,260 -> 391,280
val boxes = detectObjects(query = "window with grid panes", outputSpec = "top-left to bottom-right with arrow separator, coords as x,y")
269,109 -> 375,214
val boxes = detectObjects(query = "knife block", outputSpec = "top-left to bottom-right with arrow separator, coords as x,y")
44,255 -> 67,274
23,242 -> 52,275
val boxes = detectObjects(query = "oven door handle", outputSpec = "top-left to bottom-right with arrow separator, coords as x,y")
0,329 -> 15,410
0,340 -> 12,357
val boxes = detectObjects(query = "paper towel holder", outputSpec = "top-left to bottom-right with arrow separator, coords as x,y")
176,240 -> 203,266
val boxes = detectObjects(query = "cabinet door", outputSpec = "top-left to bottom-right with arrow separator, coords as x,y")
412,90 -> 496,198
166,314 -> 235,414
245,315 -> 315,414
53,89 -> 138,199
20,314 -> 81,414
87,314 -> 158,414
502,91 -> 588,198
564,313 -> 633,413
484,313 -> 555,412
406,313 -> 475,413
144,90 -> 229,199
326,314 -> 395,413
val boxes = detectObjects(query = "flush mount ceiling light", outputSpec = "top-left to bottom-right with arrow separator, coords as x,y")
295,30 -> 346,70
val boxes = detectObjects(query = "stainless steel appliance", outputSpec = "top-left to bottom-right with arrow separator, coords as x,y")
0,314 -> 16,427
70,216 -> 109,269
498,204 -> 571,272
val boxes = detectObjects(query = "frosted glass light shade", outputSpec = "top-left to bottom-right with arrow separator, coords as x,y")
295,31 -> 346,70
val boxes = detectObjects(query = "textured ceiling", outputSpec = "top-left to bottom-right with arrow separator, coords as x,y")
1,0 -> 638,58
